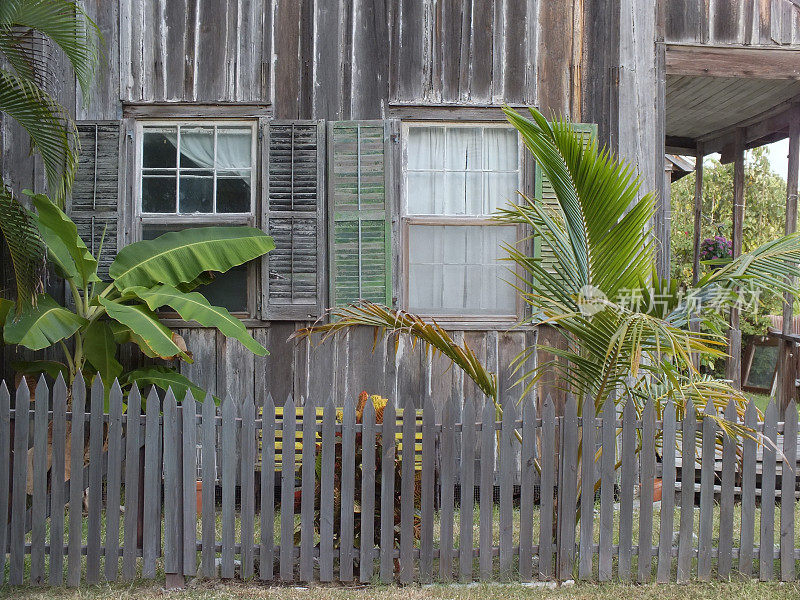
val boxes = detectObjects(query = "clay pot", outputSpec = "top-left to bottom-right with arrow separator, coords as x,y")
196,480 -> 203,513
652,478 -> 663,502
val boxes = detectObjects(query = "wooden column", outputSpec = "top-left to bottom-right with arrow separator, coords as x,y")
691,143 -> 704,285
779,120 -> 800,413
725,129 -> 745,388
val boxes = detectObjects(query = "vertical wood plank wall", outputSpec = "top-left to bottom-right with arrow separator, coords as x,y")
3,375 -> 800,586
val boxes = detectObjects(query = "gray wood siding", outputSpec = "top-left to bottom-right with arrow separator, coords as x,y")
664,0 -> 800,46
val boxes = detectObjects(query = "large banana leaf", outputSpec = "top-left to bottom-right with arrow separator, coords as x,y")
99,297 -> 191,361
4,293 -> 85,350
83,320 -> 123,384
30,192 -> 98,286
12,359 -> 69,380
130,284 -> 267,356
109,227 -> 274,291
122,366 -> 218,404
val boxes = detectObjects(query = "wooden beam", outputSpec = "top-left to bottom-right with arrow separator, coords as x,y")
726,129 -> 745,389
666,44 -> 800,80
691,144 -> 703,286
779,120 -> 800,413
699,101 -> 800,155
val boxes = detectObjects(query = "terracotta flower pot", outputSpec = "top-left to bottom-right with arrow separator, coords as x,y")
652,478 -> 663,502
196,480 -> 203,513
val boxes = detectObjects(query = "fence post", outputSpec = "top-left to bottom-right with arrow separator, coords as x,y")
760,400 -> 777,581
439,393 -> 457,582
479,399 -> 495,580
142,386 -> 163,579
279,396 -> 297,581
67,376 -> 86,586
49,375 -> 67,586
299,397 -> 316,582
201,393 -> 218,578
220,395 -> 236,579
781,399 -> 797,581
360,398 -> 376,583
240,396 -> 256,579
86,377 -> 105,583
399,396 -> 416,583
339,392 -> 356,582
718,399 -> 737,578
739,400 -> 757,577
676,399 -> 696,583
182,392 -> 199,578
638,398 -> 656,583
499,397 -> 516,576
104,381 -> 124,582
598,395 -> 614,581
578,395 -> 594,581
557,395 -> 578,581
260,394 -> 276,581
31,376 -> 49,584
618,401 -> 635,581
656,399 -> 676,582
163,388 -> 185,588
697,400 -> 716,581
379,399 -> 396,583
122,385 -> 142,581
319,398 -> 336,582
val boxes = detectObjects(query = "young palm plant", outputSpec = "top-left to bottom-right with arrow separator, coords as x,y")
0,0 -> 100,312
295,106 -> 800,471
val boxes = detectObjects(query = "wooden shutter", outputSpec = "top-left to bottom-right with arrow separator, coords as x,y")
69,122 -> 122,280
262,120 -> 325,320
535,123 -> 597,274
328,121 -> 392,308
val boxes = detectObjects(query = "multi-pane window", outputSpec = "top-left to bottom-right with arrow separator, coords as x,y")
137,121 -> 257,313
403,123 -> 521,318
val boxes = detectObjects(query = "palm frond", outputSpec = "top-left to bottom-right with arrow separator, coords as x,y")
0,68 -> 77,202
292,301 -> 498,402
0,180 -> 45,313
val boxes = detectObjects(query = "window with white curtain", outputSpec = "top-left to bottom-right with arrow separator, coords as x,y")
403,122 -> 521,318
136,121 -> 257,313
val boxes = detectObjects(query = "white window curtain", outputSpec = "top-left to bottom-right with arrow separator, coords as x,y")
164,127 -> 251,180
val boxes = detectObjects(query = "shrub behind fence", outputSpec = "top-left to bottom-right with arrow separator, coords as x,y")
1,374 -> 799,586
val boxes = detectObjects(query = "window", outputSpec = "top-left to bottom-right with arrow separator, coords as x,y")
136,121 -> 257,314
403,122 -> 521,319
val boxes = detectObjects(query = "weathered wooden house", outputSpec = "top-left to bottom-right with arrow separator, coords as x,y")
1,1 -> 799,408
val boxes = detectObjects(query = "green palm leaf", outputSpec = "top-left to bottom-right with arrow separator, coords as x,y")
3,292 -> 85,350
0,181 -> 45,313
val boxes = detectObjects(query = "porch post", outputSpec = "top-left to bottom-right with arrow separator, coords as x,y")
690,143 -> 704,368
725,129 -> 745,389
779,119 -> 800,413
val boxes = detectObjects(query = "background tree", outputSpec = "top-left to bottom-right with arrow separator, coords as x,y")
670,147 -> 789,336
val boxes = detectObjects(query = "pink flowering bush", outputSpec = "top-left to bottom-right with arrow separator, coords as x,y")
699,235 -> 733,262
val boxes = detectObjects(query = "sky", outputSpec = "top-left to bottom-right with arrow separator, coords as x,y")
766,137 -> 790,181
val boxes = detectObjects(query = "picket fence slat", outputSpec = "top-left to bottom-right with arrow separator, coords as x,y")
697,401 -> 716,580
718,399 -> 736,578
459,398 -> 476,582
280,397 -> 296,581
360,398 -> 376,583
557,395 -> 578,581
677,400 -> 696,583
379,400 -> 396,583
260,397 -> 276,580
739,400 -> 757,577
420,397 -> 436,582
299,398 -> 316,582
202,394 -> 217,578
598,394 -> 614,581
319,399 -> 336,582
163,390 -> 181,577
519,396 -> 536,581
618,401 -> 635,581
781,400 -> 797,582
8,376 -> 800,588
760,401 -> 777,581
539,395 -> 555,580
182,395 -> 199,577
578,396 -> 594,581
122,385 -> 141,581
439,395 -> 456,582
399,397 -> 416,583
67,377 -> 86,586
0,384 -> 9,584
340,395 -> 356,582
9,380 -> 29,585
656,400 -> 676,583
221,396 -> 236,579
479,399 -> 495,580
86,377 -> 104,583
638,398 -> 655,583
241,397 -> 256,579
49,377 -> 67,586
105,382 -> 124,581
31,376 -> 49,584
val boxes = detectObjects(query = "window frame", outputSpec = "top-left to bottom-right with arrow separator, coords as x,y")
133,118 -> 260,318
399,119 -> 530,325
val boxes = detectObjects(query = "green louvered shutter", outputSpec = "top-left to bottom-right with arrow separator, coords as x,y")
69,122 -> 121,280
262,120 -> 325,319
534,123 -> 597,274
328,121 -> 392,308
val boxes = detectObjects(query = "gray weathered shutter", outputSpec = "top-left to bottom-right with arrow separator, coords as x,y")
328,121 -> 392,308
262,120 -> 326,319
69,122 -> 121,280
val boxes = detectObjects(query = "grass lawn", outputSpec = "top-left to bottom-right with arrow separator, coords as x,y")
5,578 -> 800,600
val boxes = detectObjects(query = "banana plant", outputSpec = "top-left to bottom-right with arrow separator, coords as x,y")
1,192 -> 274,398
